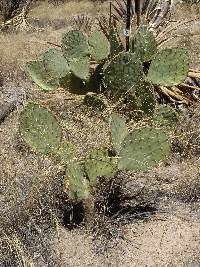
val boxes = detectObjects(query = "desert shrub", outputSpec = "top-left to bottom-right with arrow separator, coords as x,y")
180,0 -> 200,4
0,0 -> 20,21
47,0 -> 65,5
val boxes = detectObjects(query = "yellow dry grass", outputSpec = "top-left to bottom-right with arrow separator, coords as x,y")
30,0 -> 108,20
172,3 -> 200,20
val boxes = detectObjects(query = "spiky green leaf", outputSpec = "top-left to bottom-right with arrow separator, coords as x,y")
62,30 -> 89,59
111,114 -> 129,155
132,26 -> 157,62
88,31 -> 110,61
20,103 -> 62,155
148,48 -> 189,86
43,48 -> 70,78
66,161 -> 89,201
85,148 -> 118,186
104,52 -> 144,99
26,61 -> 59,91
69,57 -> 90,80
119,128 -> 170,171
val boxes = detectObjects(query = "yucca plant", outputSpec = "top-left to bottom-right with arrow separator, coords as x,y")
72,14 -> 93,33
98,0 -> 172,37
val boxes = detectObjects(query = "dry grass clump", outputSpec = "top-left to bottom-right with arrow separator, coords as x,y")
30,0 -> 108,21
174,105 -> 200,158
173,3 -> 200,20
0,31 -> 45,83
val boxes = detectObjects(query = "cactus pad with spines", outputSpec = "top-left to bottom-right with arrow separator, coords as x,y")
153,105 -> 179,131
26,61 -> 59,91
111,114 -> 128,155
88,31 -> 110,61
43,48 -> 70,78
132,26 -> 157,62
65,161 -> 89,200
56,141 -> 77,163
69,57 -> 90,80
104,52 -> 144,99
62,30 -> 89,59
118,128 -> 170,171
109,25 -> 123,58
20,103 -> 62,155
85,148 -> 118,186
147,48 -> 189,86
130,80 -> 156,117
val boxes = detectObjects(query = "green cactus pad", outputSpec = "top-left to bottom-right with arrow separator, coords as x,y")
109,25 -> 123,58
153,105 -> 179,131
62,30 -> 89,59
56,141 -> 77,163
20,103 -> 62,155
26,61 -> 59,91
147,48 -> 189,86
132,26 -> 157,62
88,31 -> 110,61
129,80 -> 156,117
43,48 -> 70,78
69,57 -> 90,80
118,128 -> 170,171
104,52 -> 144,99
65,161 -> 89,201
85,148 -> 118,186
111,114 -> 128,155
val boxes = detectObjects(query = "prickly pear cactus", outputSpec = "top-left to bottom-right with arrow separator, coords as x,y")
153,105 -> 179,131
20,103 -> 62,155
65,161 -> 89,200
88,31 -> 110,61
111,114 -> 128,155
69,57 -> 90,80
118,128 -> 170,171
132,26 -> 157,62
43,48 -> 70,78
147,48 -> 189,86
56,141 -> 77,163
104,52 -> 144,99
26,61 -> 59,91
84,148 -> 118,186
128,80 -> 156,118
62,30 -> 89,59
108,25 -> 123,58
